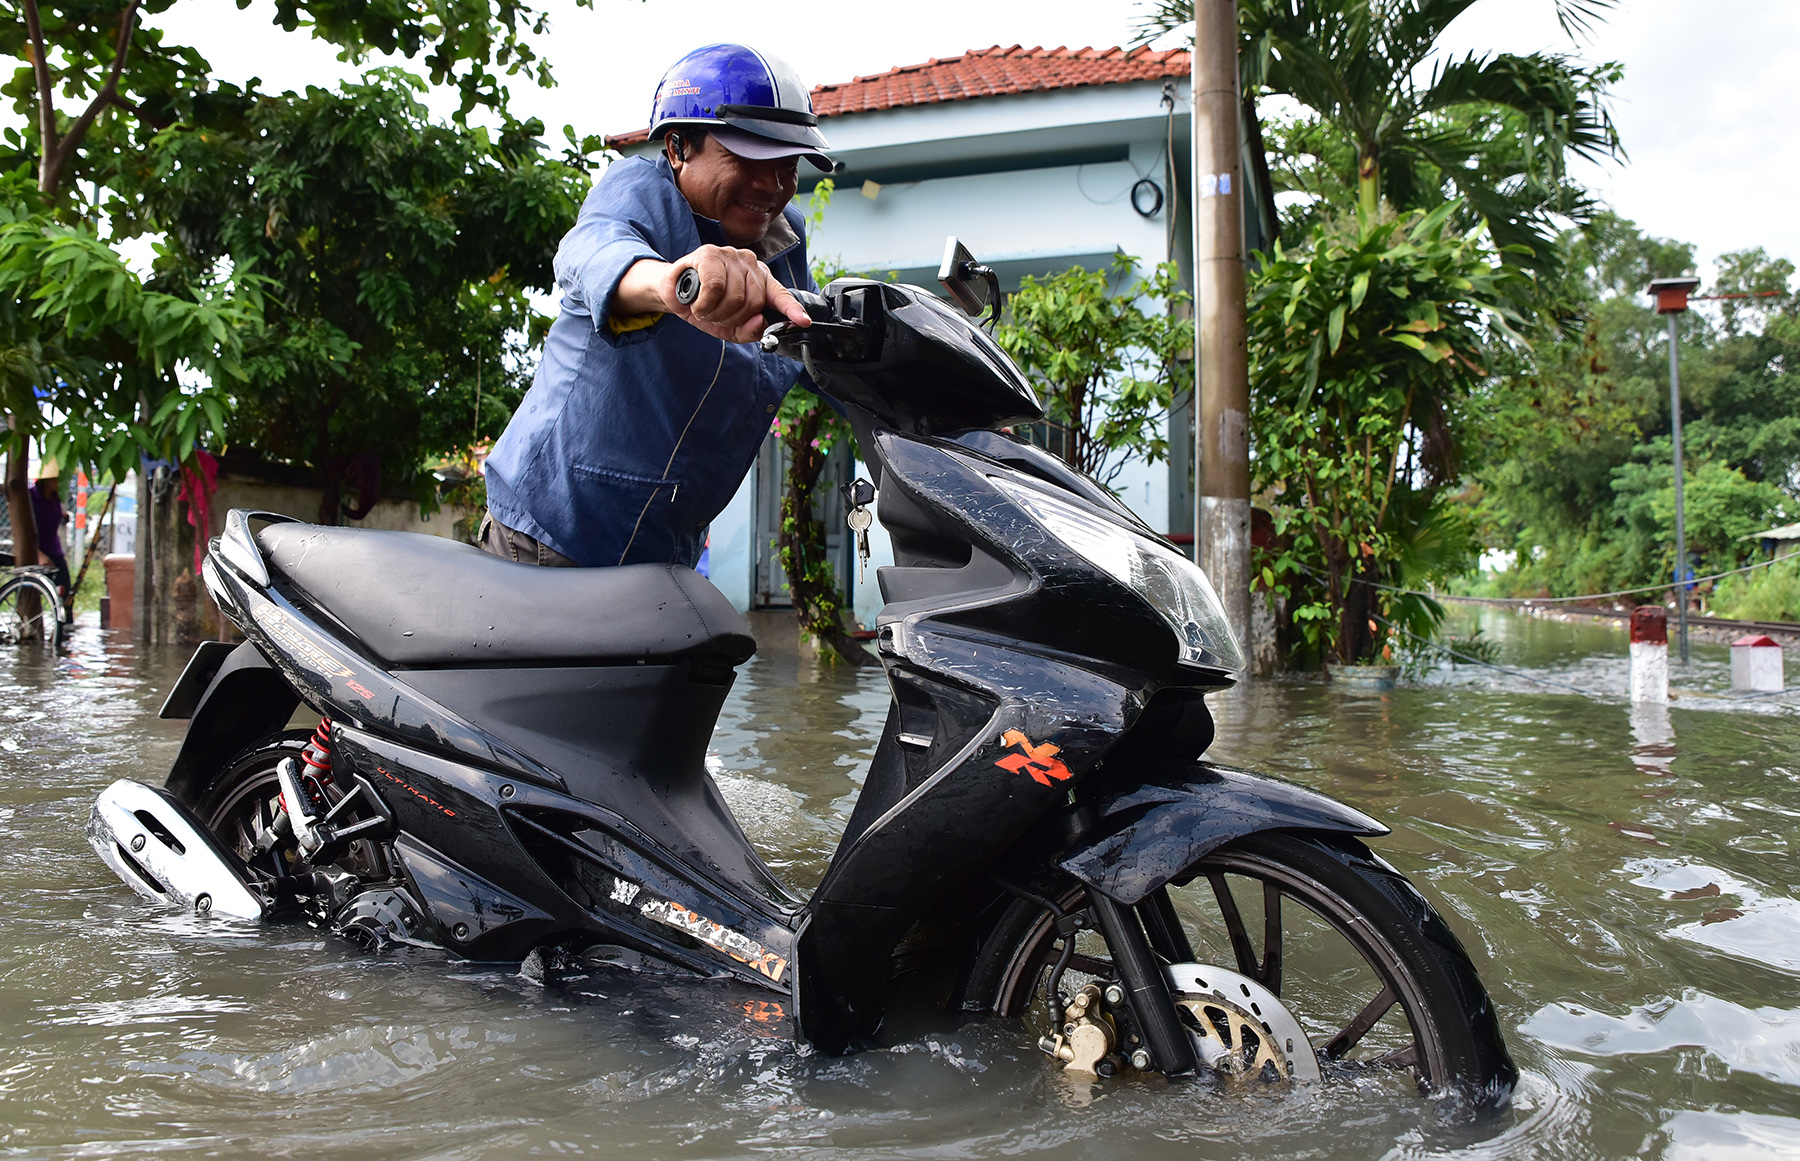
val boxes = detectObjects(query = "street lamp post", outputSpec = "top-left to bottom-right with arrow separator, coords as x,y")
1648,276 -> 1701,664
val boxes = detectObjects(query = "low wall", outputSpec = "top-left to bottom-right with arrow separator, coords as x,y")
209,478 -> 471,539
136,468 -> 477,645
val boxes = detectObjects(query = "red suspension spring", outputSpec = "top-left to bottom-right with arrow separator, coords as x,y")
303,716 -> 334,785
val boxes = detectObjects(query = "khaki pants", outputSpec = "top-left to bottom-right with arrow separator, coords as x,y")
477,512 -> 577,567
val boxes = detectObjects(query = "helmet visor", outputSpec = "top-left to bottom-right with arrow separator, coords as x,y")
712,125 -> 833,172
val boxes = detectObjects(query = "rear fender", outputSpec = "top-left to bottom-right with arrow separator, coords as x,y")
165,641 -> 302,803
1058,762 -> 1389,905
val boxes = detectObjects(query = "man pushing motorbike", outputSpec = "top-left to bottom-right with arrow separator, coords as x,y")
480,43 -> 830,568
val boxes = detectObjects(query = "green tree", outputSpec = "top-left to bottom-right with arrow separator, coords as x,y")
123,70 -> 585,521
996,255 -> 1192,481
0,169 -> 254,560
1471,217 -> 1799,601
1247,204 -> 1525,664
1137,0 -> 1622,267
2,0 -> 597,564
770,178 -> 871,667
5,0 -> 591,198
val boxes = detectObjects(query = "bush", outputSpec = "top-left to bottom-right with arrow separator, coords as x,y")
1712,557 -> 1800,622
1247,204 -> 1526,664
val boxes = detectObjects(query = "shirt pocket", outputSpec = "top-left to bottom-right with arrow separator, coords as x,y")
569,462 -> 691,562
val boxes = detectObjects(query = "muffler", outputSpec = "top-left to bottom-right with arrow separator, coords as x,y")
87,780 -> 267,919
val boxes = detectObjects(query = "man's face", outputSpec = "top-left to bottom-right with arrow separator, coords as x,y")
669,133 -> 799,247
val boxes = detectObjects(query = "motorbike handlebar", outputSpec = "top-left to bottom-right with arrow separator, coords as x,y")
674,266 -> 801,328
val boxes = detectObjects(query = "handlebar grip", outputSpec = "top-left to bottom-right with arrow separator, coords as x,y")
676,266 -> 795,327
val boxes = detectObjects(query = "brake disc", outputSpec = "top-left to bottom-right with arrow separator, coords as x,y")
1165,962 -> 1322,1083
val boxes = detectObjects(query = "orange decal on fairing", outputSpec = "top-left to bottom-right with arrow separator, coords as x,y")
994,728 -> 1073,786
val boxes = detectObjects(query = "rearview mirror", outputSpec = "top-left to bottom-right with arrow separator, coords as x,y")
937,236 -> 1002,326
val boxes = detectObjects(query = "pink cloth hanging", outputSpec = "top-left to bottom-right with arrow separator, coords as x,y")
177,450 -> 220,577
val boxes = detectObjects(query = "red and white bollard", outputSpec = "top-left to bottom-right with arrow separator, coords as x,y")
1630,606 -> 1669,703
1730,634 -> 1785,693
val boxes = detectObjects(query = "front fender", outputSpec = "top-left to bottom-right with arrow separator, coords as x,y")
1059,763 -> 1390,905
165,641 -> 303,803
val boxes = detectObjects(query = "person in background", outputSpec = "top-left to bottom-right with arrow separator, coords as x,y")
28,467 -> 70,599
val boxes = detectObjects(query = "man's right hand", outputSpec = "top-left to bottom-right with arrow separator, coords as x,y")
614,246 -> 810,344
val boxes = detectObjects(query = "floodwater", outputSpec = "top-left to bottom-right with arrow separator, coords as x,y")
3,608 -> 1799,1159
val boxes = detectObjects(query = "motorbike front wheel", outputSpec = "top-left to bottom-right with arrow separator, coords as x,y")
967,830 -> 1517,1108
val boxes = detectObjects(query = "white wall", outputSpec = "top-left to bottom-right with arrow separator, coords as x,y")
707,467 -> 756,612
813,160 -> 1172,281
707,79 -> 1192,615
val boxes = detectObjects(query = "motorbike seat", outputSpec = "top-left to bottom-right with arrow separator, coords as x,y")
255,523 -> 756,668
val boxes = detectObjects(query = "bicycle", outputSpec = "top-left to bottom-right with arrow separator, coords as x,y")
0,566 -> 69,648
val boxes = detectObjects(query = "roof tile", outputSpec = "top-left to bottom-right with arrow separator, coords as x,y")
607,44 -> 1189,147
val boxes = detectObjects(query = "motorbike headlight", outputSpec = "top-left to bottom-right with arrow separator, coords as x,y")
992,477 -> 1245,673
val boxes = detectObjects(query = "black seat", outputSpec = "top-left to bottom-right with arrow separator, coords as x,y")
256,523 -> 756,668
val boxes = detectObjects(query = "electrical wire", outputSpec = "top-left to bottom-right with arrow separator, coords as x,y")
1294,561 -> 1600,695
1345,551 -> 1796,606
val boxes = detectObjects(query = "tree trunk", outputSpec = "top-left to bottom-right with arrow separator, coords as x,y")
1357,148 -> 1380,218
148,463 -> 182,643
1336,553 -> 1376,665
777,406 -> 871,668
5,432 -> 40,568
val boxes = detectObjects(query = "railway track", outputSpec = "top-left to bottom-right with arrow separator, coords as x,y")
1436,596 -> 1800,641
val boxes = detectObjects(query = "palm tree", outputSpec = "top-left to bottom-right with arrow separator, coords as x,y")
1138,0 -> 1622,266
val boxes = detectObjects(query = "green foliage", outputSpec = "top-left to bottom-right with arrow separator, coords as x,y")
121,70 -> 585,519
1136,0 -> 1621,269
1473,215 -> 1799,601
1712,556 -> 1800,623
3,0 -> 600,202
1609,449 -> 1792,580
996,255 -> 1191,481
1248,204 -> 1526,663
0,170 -> 256,478
765,175 -> 867,664
1392,623 -> 1501,680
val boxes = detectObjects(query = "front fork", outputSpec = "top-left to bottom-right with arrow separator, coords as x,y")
1088,891 -> 1198,1076
1019,881 -> 1200,1077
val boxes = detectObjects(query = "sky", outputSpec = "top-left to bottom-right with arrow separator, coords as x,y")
91,0 -> 1800,283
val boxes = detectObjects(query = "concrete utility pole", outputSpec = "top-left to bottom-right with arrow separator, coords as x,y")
1191,0 -> 1252,658
1648,276 -> 1700,664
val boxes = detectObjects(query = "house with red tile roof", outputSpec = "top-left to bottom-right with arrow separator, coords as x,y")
610,45 -> 1274,621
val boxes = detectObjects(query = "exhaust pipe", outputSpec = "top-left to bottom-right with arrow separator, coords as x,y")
87,780 -> 267,920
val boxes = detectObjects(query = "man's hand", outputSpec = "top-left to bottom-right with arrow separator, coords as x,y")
615,246 -> 810,344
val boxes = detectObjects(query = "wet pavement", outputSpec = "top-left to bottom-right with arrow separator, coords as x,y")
1,608 -> 1798,1159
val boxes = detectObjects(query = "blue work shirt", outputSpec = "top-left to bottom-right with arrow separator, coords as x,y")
484,154 -> 812,567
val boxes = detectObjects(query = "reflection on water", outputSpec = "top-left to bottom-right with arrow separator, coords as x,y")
0,608 -> 1797,1158
1524,989 -> 1800,1087
1662,1110 -> 1800,1161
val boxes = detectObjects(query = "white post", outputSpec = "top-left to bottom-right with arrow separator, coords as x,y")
1666,312 -> 1689,663
1629,606 -> 1668,703
1730,634 -> 1785,693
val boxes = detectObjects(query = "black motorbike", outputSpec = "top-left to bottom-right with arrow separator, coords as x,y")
88,239 -> 1516,1107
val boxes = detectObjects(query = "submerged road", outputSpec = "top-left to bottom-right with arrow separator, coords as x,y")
0,607 -> 1796,1159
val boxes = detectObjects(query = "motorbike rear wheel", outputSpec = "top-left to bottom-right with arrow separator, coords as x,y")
967,830 -> 1516,1108
187,732 -> 392,908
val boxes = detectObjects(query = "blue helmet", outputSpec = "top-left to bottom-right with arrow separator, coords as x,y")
650,44 -> 830,165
